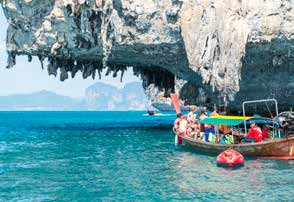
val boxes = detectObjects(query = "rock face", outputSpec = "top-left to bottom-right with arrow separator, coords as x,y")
1,0 -> 293,113
85,82 -> 147,110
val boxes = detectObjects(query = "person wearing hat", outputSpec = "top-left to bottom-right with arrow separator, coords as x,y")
244,122 -> 263,142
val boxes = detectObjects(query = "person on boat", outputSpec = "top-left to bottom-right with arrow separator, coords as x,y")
219,125 -> 231,137
209,107 -> 220,140
185,121 -> 200,139
205,124 -> 215,142
244,122 -> 263,143
217,122 -> 231,143
187,126 -> 194,138
179,115 -> 188,136
199,108 -> 208,133
187,121 -> 198,137
187,105 -> 197,123
187,106 -> 198,135
209,106 -> 219,117
193,127 -> 201,140
262,125 -> 270,140
173,113 -> 182,133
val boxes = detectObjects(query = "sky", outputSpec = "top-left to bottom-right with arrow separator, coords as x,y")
0,8 -> 140,98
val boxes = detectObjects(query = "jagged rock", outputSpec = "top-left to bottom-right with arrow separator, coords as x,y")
1,0 -> 293,113
60,67 -> 68,81
85,81 -> 147,110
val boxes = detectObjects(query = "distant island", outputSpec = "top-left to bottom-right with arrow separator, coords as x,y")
0,82 -> 148,111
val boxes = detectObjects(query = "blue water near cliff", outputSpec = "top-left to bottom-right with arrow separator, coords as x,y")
0,111 -> 293,201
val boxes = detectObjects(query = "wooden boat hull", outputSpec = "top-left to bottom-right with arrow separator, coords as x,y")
178,134 -> 294,159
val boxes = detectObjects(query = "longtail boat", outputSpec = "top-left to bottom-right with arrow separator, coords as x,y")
171,95 -> 294,160
178,134 -> 294,160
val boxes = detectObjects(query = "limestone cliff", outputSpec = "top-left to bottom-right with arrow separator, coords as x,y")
1,0 -> 293,113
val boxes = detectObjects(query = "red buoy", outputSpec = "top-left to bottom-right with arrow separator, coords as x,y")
217,149 -> 244,167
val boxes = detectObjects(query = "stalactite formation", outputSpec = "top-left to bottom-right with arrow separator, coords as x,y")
1,0 -> 293,112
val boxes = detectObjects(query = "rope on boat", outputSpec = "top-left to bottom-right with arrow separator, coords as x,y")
264,101 -> 274,119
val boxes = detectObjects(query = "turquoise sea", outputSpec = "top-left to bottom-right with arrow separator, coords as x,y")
0,111 -> 293,201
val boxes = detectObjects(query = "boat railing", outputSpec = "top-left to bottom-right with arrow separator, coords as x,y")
242,99 -> 280,138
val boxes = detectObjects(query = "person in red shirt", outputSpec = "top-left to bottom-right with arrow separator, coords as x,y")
262,125 -> 269,140
244,122 -> 263,142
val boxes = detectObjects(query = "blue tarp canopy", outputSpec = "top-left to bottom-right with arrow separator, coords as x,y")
245,117 -> 278,125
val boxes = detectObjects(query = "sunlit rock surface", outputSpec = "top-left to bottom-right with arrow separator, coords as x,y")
1,0 -> 293,113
